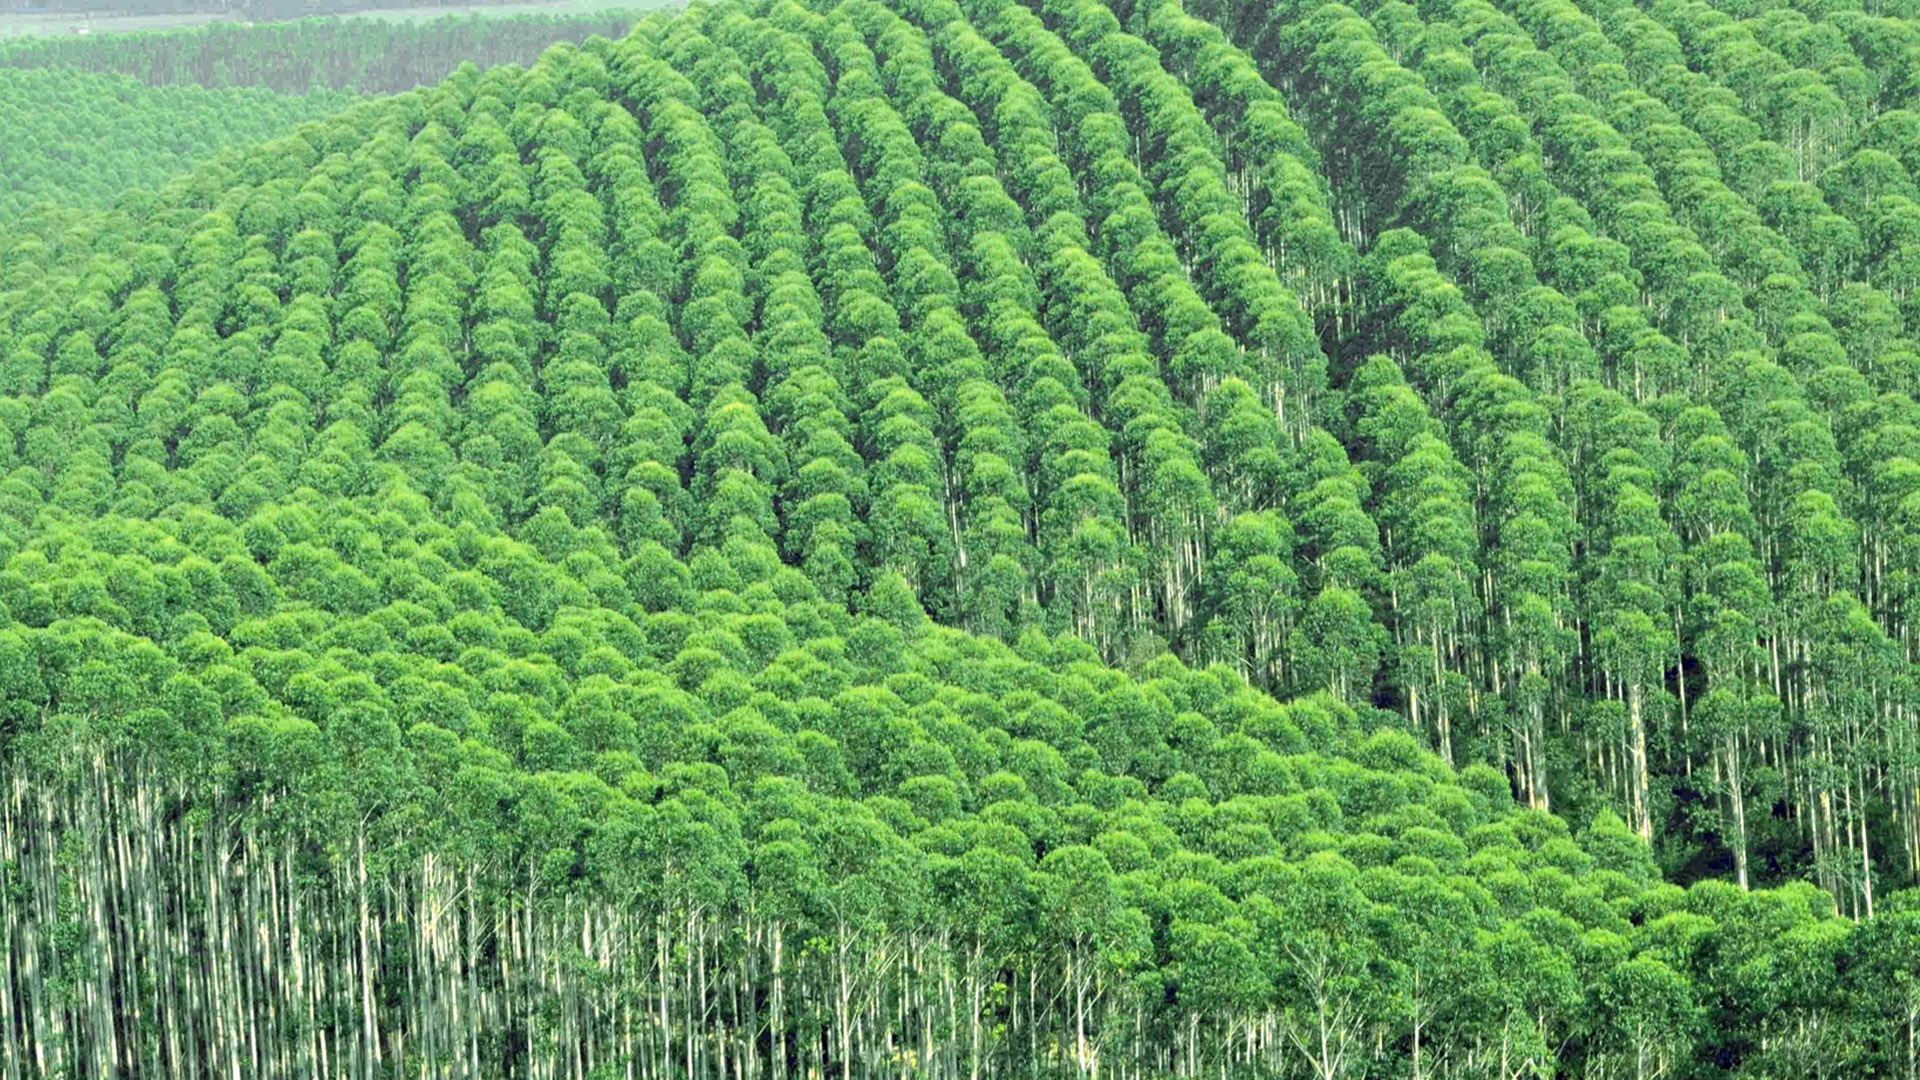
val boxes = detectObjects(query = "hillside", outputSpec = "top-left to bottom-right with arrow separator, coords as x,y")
4,0 -> 1920,1077
0,9 -> 646,93
0,65 -> 352,216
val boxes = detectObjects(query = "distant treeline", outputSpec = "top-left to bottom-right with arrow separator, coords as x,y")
0,0 -> 595,17
0,10 -> 641,93
0,64 -> 348,216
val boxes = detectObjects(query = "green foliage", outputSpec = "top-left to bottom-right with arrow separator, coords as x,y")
5,0 -> 1920,1075
0,10 -> 643,94
0,66 -> 351,217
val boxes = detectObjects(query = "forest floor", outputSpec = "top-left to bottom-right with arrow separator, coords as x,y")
0,0 -> 660,38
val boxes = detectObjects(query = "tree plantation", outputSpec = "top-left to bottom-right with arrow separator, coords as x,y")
0,11 -> 656,219
0,11 -> 646,95
0,67 -> 351,218
6,0 -> 1920,1076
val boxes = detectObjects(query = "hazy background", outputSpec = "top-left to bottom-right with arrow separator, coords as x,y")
0,0 -> 651,40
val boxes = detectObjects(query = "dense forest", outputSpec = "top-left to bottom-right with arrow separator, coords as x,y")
0,65 -> 349,216
0,0 -> 612,19
0,11 -> 661,218
5,0 -> 1920,1075
0,11 -> 645,94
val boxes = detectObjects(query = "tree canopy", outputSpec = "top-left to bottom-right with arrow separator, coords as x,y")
6,0 -> 1920,1076
0,66 -> 351,217
0,10 -> 645,95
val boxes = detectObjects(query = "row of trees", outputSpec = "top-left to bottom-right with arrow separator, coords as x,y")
1155,0 -> 1920,910
1426,0 -> 1887,900
1508,0 -> 1920,909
